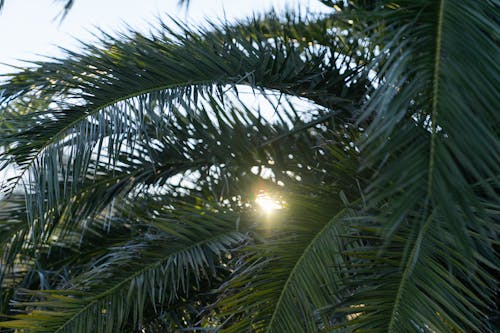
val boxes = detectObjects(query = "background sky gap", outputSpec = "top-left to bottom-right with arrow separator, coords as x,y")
0,0 -> 329,76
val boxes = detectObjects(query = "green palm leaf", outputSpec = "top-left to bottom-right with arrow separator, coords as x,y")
216,145 -> 365,332
350,1 -> 499,331
0,13 -> 368,254
0,198 -> 246,333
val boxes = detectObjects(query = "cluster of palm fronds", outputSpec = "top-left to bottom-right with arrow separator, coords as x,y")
0,1 -> 498,332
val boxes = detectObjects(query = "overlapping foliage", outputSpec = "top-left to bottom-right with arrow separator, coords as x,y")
0,0 -> 498,332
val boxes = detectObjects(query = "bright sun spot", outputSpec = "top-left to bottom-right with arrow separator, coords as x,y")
255,193 -> 282,213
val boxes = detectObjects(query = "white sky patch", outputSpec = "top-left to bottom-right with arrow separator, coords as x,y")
0,0 -> 332,76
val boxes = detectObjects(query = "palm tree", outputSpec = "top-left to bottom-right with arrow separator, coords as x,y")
0,1 -> 498,332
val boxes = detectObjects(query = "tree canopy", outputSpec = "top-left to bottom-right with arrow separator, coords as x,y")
0,1 -> 498,332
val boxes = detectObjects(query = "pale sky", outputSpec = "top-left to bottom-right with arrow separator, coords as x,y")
0,0 -> 330,75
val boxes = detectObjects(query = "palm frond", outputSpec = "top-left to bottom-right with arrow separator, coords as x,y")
0,13 -> 369,256
213,143 -> 365,332
333,206 -> 498,332
1,89 -> 352,267
0,197 -> 246,332
362,0 -> 499,233
349,1 -> 499,331
219,205 -> 358,333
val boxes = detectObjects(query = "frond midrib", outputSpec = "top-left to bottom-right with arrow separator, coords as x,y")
387,214 -> 432,332
387,0 -> 446,330
426,0 -> 445,196
5,79 -> 217,199
265,207 -> 349,332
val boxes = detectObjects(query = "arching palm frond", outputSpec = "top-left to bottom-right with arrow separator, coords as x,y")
0,196 -> 247,333
218,204 -> 362,332
0,194 -> 29,315
0,12 -> 368,248
0,12 -> 371,332
200,131 -> 366,332
348,1 -> 499,331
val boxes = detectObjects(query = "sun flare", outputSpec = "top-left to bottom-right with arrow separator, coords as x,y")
255,193 -> 282,213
